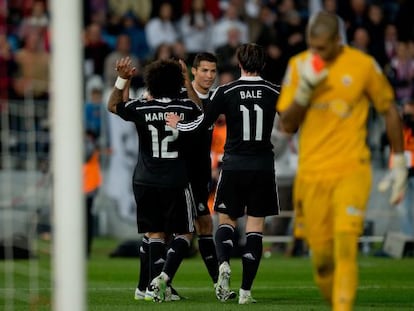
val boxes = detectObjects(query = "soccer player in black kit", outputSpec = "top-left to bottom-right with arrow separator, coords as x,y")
166,43 -> 280,304
183,52 -> 221,289
108,57 -> 201,302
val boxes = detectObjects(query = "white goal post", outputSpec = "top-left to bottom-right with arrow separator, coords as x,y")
50,0 -> 85,310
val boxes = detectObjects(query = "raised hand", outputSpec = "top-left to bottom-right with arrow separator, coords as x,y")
295,53 -> 328,107
115,57 -> 136,80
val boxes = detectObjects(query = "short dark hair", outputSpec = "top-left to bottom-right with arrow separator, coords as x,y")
192,52 -> 218,69
236,43 -> 265,74
144,59 -> 184,98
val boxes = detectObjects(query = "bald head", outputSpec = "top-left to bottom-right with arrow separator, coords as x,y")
306,11 -> 342,61
307,11 -> 339,41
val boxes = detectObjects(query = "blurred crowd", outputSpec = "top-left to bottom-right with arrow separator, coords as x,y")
0,0 -> 414,167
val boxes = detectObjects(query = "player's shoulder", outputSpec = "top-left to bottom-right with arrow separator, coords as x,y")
172,97 -> 202,112
215,80 -> 237,92
342,45 -> 380,71
343,45 -> 372,61
123,97 -> 144,108
179,87 -> 188,98
261,79 -> 281,93
290,50 -> 310,64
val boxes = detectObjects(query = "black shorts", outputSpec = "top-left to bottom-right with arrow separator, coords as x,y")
213,170 -> 280,219
190,179 -> 211,218
133,184 -> 195,234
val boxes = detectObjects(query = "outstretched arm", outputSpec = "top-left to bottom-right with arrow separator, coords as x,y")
107,57 -> 136,114
179,59 -> 202,109
279,103 -> 308,133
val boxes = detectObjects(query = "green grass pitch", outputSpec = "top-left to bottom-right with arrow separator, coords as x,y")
1,238 -> 413,310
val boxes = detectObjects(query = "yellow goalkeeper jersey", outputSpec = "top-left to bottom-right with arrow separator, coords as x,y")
277,46 -> 395,179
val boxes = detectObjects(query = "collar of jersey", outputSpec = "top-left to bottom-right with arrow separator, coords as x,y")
154,97 -> 173,103
239,76 -> 263,81
192,82 -> 210,99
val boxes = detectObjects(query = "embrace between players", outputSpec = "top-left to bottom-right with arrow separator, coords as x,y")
107,11 -> 407,310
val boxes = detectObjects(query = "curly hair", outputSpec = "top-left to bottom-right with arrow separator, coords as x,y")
144,59 -> 184,98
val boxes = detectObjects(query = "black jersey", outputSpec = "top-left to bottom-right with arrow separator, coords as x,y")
180,88 -> 214,183
177,76 -> 280,171
116,97 -> 202,187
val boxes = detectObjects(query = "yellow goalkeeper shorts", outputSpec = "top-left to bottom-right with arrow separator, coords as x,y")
293,164 -> 372,248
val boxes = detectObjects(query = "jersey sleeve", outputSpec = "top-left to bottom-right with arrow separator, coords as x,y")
175,100 -> 204,131
364,58 -> 395,113
176,88 -> 222,132
276,57 -> 300,113
116,99 -> 143,123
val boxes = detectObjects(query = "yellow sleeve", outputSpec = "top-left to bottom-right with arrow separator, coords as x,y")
276,57 -> 300,113
364,58 -> 395,113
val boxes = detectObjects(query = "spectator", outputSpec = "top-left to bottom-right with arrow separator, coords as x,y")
365,3 -> 388,67
119,12 -> 150,61
277,5 -> 307,59
385,41 -> 414,106
18,0 -> 49,51
211,3 -> 249,50
343,0 -> 368,40
149,43 -> 174,63
171,40 -> 188,62
383,23 -> 399,61
182,0 -> 221,20
13,30 -> 49,100
103,34 -> 142,90
179,0 -> 215,60
216,27 -> 243,76
108,0 -> 152,25
254,5 -> 280,49
0,34 -> 17,99
262,43 -> 286,85
145,2 -> 179,52
84,75 -> 106,139
351,27 -> 370,54
84,23 -> 112,78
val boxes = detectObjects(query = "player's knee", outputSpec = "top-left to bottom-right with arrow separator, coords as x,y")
311,244 -> 334,277
196,215 -> 213,235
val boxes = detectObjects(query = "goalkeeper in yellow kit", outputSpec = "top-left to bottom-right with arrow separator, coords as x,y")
277,11 -> 407,311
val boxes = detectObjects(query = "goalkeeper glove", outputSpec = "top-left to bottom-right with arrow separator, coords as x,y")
377,153 -> 408,205
294,53 -> 328,107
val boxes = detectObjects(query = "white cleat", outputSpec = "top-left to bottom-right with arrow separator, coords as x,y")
165,286 -> 182,301
238,289 -> 257,304
144,288 -> 155,301
134,288 -> 146,300
149,275 -> 167,302
215,262 -> 236,302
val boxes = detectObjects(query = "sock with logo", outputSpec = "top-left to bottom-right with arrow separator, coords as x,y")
162,235 -> 191,282
137,235 -> 149,291
215,224 -> 235,264
241,232 -> 263,290
198,234 -> 219,283
149,238 -> 165,281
